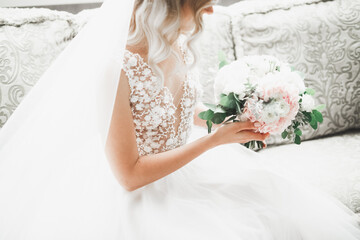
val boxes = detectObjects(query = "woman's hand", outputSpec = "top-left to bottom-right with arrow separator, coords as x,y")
209,121 -> 270,148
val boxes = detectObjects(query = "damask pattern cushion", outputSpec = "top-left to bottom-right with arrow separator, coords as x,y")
195,6 -> 236,104
230,0 -> 360,145
0,8 -> 82,128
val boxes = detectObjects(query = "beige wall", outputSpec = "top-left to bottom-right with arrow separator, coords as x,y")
218,0 -> 241,6
39,3 -> 101,13
37,0 -> 242,14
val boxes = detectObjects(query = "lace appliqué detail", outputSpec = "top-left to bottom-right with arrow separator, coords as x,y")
122,41 -> 200,156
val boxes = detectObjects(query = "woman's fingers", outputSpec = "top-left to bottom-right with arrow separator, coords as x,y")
237,130 -> 270,143
213,120 -> 270,146
231,121 -> 259,132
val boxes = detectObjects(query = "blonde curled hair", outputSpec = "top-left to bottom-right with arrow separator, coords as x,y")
128,0 -> 217,86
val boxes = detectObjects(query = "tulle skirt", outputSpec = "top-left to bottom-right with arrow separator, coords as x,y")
1,126 -> 360,240
117,126 -> 360,240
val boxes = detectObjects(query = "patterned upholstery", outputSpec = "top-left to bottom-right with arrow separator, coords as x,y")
195,6 -> 236,104
0,8 -> 85,128
197,0 -> 360,145
230,0 -> 360,145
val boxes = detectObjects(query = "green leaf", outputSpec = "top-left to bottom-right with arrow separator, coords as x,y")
235,101 -> 242,114
206,120 -> 213,134
312,109 -> 323,123
290,66 -> 296,72
212,113 -> 227,124
220,94 -> 236,109
215,106 -> 226,113
310,113 -> 318,130
198,110 -> 214,121
224,115 -> 237,123
218,51 -> 228,69
233,93 -> 241,102
203,103 -> 217,111
305,88 -> 316,96
281,130 -> 288,139
310,121 -> 318,130
219,61 -> 228,69
295,135 -> 301,145
294,128 -> 302,136
303,111 -> 312,122
218,50 -> 227,62
315,104 -> 326,111
293,121 -> 300,129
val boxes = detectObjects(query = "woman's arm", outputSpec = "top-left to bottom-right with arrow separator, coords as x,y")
105,71 -> 269,192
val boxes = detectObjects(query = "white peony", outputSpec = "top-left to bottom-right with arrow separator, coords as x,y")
301,94 -> 315,112
214,60 -> 249,102
261,109 -> 280,124
246,55 -> 278,77
276,100 -> 291,117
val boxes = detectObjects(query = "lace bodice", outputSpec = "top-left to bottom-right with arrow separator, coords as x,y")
122,38 -> 201,156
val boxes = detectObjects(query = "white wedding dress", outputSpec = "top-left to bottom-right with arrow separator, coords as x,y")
0,0 -> 360,239
112,42 -> 360,239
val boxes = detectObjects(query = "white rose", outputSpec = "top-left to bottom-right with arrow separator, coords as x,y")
271,71 -> 306,94
252,59 -> 269,77
214,60 -> 250,102
290,73 -> 306,94
301,94 -> 315,112
278,63 -> 292,73
223,81 -> 246,96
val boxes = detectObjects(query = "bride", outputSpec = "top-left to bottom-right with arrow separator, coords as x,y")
0,0 -> 359,239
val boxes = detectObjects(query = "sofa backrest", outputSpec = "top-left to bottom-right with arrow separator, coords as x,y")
197,0 -> 360,145
0,7 -> 85,128
1,1 -> 359,147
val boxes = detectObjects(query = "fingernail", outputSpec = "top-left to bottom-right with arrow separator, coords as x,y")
254,122 -> 261,127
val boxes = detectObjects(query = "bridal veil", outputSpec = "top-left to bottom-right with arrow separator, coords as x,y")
0,0 -> 134,239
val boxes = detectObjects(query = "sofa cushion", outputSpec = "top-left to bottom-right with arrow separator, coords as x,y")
259,129 -> 360,214
229,0 -> 360,145
195,6 -> 236,104
0,8 -> 83,128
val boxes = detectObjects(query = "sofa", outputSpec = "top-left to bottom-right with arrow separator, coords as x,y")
0,0 -> 359,215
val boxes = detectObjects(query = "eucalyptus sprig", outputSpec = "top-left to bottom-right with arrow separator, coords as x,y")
198,87 -> 265,150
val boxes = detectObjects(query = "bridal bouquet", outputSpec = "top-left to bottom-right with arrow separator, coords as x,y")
199,53 -> 325,150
